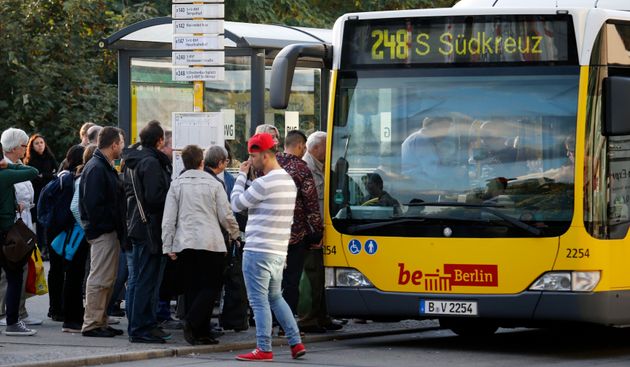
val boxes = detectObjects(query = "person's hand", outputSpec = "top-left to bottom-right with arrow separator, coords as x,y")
168,252 -> 177,260
233,237 -> 243,248
0,159 -> 7,169
17,203 -> 25,213
239,159 -> 251,173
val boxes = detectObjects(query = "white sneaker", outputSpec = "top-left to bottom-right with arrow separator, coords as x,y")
107,316 -> 120,325
4,321 -> 37,336
0,318 -> 6,326
21,316 -> 43,325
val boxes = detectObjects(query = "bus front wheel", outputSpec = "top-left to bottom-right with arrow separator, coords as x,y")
439,318 -> 498,337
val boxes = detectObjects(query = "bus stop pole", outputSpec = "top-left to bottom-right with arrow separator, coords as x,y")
193,81 -> 204,112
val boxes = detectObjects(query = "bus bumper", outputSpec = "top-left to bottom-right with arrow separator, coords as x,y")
326,288 -> 630,326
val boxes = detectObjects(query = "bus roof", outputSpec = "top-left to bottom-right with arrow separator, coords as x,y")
454,0 -> 630,11
331,4 -> 630,67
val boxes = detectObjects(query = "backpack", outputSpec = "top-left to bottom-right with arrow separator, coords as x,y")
37,171 -> 76,237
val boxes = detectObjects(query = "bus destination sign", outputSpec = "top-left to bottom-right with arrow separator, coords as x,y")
342,15 -> 576,68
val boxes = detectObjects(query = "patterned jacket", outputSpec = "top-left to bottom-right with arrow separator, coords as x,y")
276,152 -> 323,245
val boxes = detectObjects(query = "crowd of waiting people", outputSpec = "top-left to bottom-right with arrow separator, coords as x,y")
0,121 -> 340,361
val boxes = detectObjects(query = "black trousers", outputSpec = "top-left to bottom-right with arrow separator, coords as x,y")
180,249 -> 225,338
299,248 -> 331,327
49,239 -> 89,324
282,240 -> 307,315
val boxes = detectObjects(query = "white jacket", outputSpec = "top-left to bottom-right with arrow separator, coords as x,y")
8,157 -> 35,231
161,169 -> 239,254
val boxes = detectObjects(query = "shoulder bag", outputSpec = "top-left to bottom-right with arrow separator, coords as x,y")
3,215 -> 37,268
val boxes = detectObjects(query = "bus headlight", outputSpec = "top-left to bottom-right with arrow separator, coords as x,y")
325,267 -> 374,288
572,271 -> 601,292
529,271 -> 600,292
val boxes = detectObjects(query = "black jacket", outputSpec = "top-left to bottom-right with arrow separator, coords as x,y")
122,145 -> 172,251
26,152 -> 58,205
79,149 -> 126,242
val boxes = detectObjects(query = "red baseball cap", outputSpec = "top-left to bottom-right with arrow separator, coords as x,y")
248,133 -> 275,153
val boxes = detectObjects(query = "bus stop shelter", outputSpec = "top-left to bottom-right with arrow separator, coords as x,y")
100,18 -> 331,159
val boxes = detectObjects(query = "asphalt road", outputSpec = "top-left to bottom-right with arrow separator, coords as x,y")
97,326 -> 630,367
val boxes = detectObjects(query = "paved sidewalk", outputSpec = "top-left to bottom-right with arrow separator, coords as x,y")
0,265 -> 437,367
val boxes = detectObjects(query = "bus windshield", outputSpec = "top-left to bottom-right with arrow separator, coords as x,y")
330,67 -> 579,237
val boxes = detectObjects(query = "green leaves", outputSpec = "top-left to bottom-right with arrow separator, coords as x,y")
0,0 -> 158,155
223,0 -> 459,27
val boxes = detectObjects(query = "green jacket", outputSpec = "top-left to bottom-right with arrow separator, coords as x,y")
0,163 -> 39,231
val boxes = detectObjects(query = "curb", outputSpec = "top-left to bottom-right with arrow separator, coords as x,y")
10,326 -> 438,367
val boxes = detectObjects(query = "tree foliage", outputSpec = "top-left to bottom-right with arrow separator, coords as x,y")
0,0 -> 159,155
0,0 -> 458,156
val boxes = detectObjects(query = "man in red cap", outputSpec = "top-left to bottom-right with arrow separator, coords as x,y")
230,133 -> 306,362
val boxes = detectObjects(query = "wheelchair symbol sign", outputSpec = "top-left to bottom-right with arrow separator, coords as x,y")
365,239 -> 378,255
348,239 -> 361,255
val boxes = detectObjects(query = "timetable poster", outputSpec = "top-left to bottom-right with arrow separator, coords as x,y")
172,112 -> 225,149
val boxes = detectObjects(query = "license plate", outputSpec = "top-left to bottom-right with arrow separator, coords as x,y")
420,299 -> 478,316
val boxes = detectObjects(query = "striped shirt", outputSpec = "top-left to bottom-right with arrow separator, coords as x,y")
231,168 -> 297,256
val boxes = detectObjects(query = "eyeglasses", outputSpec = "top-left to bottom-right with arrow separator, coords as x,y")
20,145 -> 27,148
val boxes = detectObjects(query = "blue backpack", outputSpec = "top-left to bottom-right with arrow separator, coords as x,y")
37,171 -> 76,237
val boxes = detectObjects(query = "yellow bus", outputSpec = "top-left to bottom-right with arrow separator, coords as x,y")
271,0 -> 630,335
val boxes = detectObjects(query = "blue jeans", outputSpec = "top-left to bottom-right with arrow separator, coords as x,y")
243,251 -> 301,352
128,240 -> 166,337
0,263 -> 23,326
107,249 -> 128,314
125,250 -> 136,334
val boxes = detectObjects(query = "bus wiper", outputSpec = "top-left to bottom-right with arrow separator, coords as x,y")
406,202 -> 542,236
346,218 -> 426,234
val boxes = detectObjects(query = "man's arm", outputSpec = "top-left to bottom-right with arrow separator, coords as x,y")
298,163 -> 323,234
0,163 -> 39,187
231,172 -> 265,213
161,184 -> 178,256
140,157 -> 169,213
231,159 -> 265,213
80,167 -> 108,228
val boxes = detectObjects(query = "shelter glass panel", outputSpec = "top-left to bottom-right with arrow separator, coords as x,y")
131,57 -> 194,143
264,67 -> 322,144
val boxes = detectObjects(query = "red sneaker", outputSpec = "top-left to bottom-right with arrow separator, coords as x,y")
236,348 -> 273,362
291,343 -> 306,359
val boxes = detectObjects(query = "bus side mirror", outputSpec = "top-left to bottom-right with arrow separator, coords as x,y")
270,43 -> 331,109
603,76 -> 630,136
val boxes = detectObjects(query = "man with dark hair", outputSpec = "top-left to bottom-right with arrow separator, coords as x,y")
79,126 -> 126,338
231,133 -> 305,361
122,120 -> 172,343
362,173 -> 400,214
276,130 -> 323,320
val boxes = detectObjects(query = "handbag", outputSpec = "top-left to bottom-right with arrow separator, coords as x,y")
25,246 -> 48,296
2,216 -> 37,266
